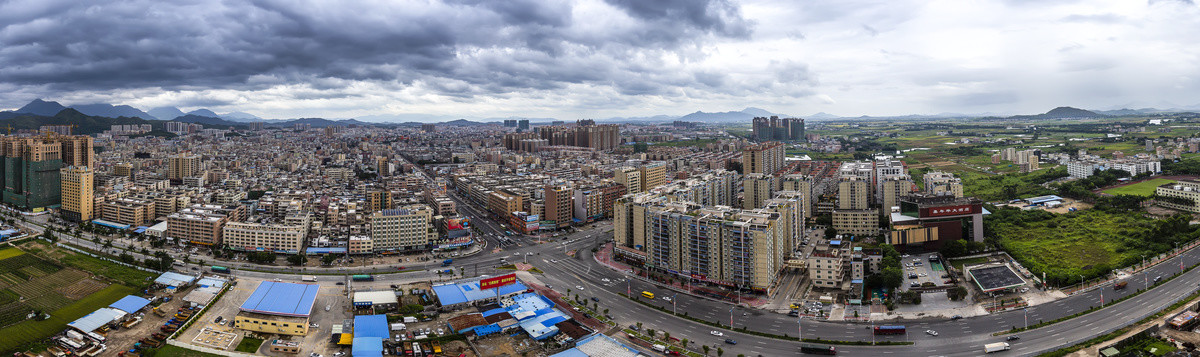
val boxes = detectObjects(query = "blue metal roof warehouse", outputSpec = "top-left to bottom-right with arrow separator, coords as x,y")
352,315 -> 389,357
240,281 -> 320,317
109,295 -> 151,313
432,278 -> 529,306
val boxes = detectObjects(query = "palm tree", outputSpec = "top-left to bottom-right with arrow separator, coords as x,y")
703,345 -> 710,356
717,347 -> 724,357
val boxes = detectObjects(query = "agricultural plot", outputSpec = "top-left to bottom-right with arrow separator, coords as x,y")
0,248 -> 22,261
1102,178 -> 1176,197
56,278 -> 107,300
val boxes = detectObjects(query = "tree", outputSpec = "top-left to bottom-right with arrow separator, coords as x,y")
603,308 -> 609,315
322,254 -> 338,265
824,227 -> 837,239
681,338 -> 688,348
939,240 -> 968,258
703,345 -> 710,356
718,347 -> 724,357
287,254 -> 308,266
881,267 -> 903,290
663,332 -> 670,342
636,322 -> 643,331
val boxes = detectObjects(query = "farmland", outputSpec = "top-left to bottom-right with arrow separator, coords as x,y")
0,284 -> 135,353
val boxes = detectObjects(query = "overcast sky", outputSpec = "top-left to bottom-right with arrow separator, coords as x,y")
1,0 -> 1198,120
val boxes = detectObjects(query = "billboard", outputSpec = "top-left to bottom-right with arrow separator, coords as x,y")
525,214 -> 539,222
446,217 -> 470,230
921,204 -> 979,217
480,273 -> 518,290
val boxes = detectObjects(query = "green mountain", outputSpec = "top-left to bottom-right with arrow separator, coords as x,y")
0,108 -> 160,135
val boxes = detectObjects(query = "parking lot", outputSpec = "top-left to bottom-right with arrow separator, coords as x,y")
901,254 -> 952,291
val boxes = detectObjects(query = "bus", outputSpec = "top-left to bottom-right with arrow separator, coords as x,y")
800,344 -> 836,355
352,274 -> 374,282
641,291 -> 654,299
873,325 -> 906,335
211,266 -> 230,273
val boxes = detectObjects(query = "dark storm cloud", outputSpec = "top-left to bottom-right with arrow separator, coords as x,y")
0,0 -> 754,100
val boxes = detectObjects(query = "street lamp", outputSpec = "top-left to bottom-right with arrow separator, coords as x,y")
729,306 -> 734,328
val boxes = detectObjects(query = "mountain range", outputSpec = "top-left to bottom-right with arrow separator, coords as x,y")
1,99 -> 1197,131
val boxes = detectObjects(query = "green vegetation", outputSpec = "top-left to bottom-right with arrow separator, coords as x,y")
0,284 -> 134,354
949,257 -> 990,271
1102,178 -> 1176,197
0,248 -> 23,261
961,168 -> 1065,201
235,337 -> 265,353
987,207 -> 1197,285
54,248 -> 156,288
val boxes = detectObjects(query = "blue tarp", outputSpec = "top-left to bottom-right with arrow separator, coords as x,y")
481,307 -> 509,318
0,229 -> 19,238
352,337 -> 383,357
240,281 -> 319,317
473,324 -> 502,337
196,277 -> 227,288
133,226 -> 148,233
306,247 -> 348,255
354,315 -> 389,339
109,296 -> 151,314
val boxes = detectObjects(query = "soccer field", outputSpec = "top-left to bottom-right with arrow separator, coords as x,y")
1102,178 -> 1176,196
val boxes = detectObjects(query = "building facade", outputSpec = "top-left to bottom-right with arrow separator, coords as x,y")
60,166 -> 93,222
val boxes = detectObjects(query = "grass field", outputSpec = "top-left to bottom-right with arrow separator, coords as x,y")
989,209 -> 1165,284
1102,178 -> 1176,197
0,284 -> 135,354
0,248 -> 23,261
54,249 -> 155,288
950,257 -> 991,271
235,337 -> 264,353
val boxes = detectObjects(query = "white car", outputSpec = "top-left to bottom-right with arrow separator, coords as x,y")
925,330 -> 938,336
601,278 -> 611,283
576,285 -> 584,290
662,296 -> 672,302
710,331 -> 724,336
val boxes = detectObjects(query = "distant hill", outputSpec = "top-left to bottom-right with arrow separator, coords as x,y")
148,107 -> 185,120
186,109 -> 220,118
1042,106 -> 1103,119
71,103 -> 155,120
220,112 -> 262,122
0,108 -> 159,135
171,114 -> 246,128
16,99 -> 67,116
678,107 -> 790,123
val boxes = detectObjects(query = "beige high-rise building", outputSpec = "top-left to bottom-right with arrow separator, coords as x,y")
743,173 -> 775,209
780,174 -> 813,218
100,197 -> 155,227
742,142 -> 785,174
614,167 -> 642,193
167,204 -> 243,246
639,162 -> 667,191
832,209 -> 879,236
369,204 -> 435,252
837,176 -> 870,210
168,154 -> 201,181
879,175 -> 915,214
544,184 -> 574,229
60,166 -> 93,222
368,190 -> 393,212
611,196 -> 794,294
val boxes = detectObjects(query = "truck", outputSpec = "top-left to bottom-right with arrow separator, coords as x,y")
442,259 -> 453,266
301,275 -> 317,282
984,342 -> 1011,353
211,266 -> 230,273
431,341 -> 442,354
352,274 -> 373,282
152,307 -> 167,317
651,344 -> 666,352
800,344 -> 837,355
873,325 -> 906,335
1114,280 -> 1128,290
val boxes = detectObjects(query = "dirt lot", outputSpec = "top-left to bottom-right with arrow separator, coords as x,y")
473,332 -> 541,357
102,285 -> 197,355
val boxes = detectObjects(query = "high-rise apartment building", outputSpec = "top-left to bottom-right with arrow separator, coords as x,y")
60,166 -> 93,222
368,190 -> 393,212
0,136 -> 74,209
518,119 -> 530,132
544,184 -> 574,229
223,220 -> 309,254
612,197 -> 794,294
639,162 -> 667,192
837,176 -> 870,210
752,116 -> 805,141
742,142 -> 785,174
614,167 -> 642,193
879,175 -> 915,214
743,173 -> 775,209
369,205 -> 435,252
113,162 -> 134,178
780,174 -> 813,218
168,153 -> 201,181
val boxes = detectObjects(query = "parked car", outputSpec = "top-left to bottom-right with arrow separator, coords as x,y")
1007,335 -> 1021,341
925,330 -> 938,336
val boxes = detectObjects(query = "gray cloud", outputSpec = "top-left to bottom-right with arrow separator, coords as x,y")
0,0 -> 757,107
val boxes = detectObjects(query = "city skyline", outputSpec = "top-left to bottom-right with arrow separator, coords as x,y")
1,0 -> 1199,120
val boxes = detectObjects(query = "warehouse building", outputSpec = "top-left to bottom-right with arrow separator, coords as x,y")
234,281 -> 319,336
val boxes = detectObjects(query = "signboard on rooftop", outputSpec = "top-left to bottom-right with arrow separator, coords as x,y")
480,273 -> 517,290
